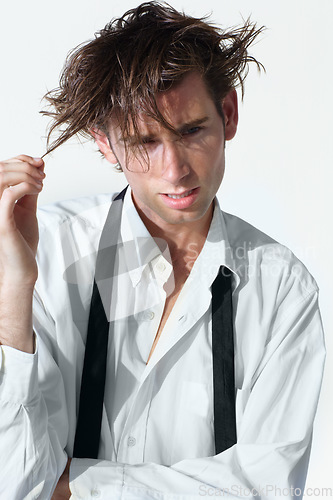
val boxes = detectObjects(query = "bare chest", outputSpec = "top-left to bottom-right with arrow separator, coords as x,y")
146,273 -> 186,364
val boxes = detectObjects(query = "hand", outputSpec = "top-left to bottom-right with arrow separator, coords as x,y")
52,458 -> 72,500
0,154 -> 45,287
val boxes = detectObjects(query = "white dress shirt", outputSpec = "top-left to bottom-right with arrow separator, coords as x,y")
0,188 -> 325,500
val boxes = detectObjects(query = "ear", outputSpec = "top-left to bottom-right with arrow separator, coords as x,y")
90,128 -> 118,164
222,89 -> 238,141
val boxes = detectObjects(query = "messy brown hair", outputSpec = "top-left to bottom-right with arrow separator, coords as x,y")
41,1 -> 264,159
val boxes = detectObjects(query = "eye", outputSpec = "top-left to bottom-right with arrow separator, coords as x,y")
141,137 -> 155,145
182,126 -> 202,136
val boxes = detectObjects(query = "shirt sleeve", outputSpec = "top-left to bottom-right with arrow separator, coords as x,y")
69,289 -> 326,499
0,289 -> 69,500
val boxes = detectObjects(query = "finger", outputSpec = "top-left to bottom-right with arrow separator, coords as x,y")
13,155 -> 44,167
0,172 -> 43,200
0,162 -> 45,192
0,157 -> 45,174
0,171 -> 43,189
0,157 -> 45,179
16,186 -> 40,214
0,183 -> 42,225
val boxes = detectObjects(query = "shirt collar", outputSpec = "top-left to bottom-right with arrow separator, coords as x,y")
120,190 -> 240,289
121,188 -> 172,287
186,198 -> 241,290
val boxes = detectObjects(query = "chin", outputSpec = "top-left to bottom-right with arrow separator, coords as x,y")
162,207 -> 211,225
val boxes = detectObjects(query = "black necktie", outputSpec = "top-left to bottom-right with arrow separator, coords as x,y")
212,266 -> 236,454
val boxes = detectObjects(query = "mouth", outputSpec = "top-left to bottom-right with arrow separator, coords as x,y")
166,189 -> 194,199
160,187 -> 200,209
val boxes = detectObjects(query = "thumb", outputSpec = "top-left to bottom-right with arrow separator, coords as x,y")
17,191 -> 40,213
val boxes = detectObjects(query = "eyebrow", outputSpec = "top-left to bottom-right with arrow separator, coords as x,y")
178,116 -> 209,134
120,116 -> 210,146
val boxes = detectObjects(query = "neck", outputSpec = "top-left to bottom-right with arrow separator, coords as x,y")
136,203 -> 214,268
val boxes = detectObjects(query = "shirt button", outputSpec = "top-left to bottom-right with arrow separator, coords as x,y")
144,310 -> 155,320
156,261 -> 166,272
127,436 -> 136,447
91,489 -> 101,498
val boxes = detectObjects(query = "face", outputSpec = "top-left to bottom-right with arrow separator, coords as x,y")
94,72 -> 238,236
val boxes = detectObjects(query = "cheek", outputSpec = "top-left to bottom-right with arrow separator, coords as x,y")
206,147 -> 225,187
201,131 -> 225,161
203,142 -> 225,176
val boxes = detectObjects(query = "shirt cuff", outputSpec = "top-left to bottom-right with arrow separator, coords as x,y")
0,343 -> 39,405
70,459 -> 124,499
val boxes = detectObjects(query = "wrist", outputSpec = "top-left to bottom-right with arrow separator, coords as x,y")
0,281 -> 36,295
0,286 -> 35,353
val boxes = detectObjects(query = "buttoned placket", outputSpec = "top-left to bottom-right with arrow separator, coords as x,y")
114,254 -> 172,463
115,276 -> 214,465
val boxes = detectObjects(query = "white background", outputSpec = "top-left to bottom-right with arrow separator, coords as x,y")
1,0 -> 332,495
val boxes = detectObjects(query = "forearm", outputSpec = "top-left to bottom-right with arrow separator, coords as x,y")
0,284 -> 35,353
68,438 -> 312,500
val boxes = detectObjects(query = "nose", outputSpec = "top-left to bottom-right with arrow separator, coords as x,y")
161,140 -> 190,184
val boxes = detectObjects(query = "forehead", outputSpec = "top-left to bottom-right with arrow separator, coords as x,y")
109,72 -> 216,139
155,72 -> 213,123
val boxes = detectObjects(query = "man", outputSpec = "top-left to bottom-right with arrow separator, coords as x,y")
0,2 -> 325,499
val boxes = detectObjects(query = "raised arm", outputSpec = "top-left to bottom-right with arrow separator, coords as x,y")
0,156 -> 69,499
0,154 -> 44,352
